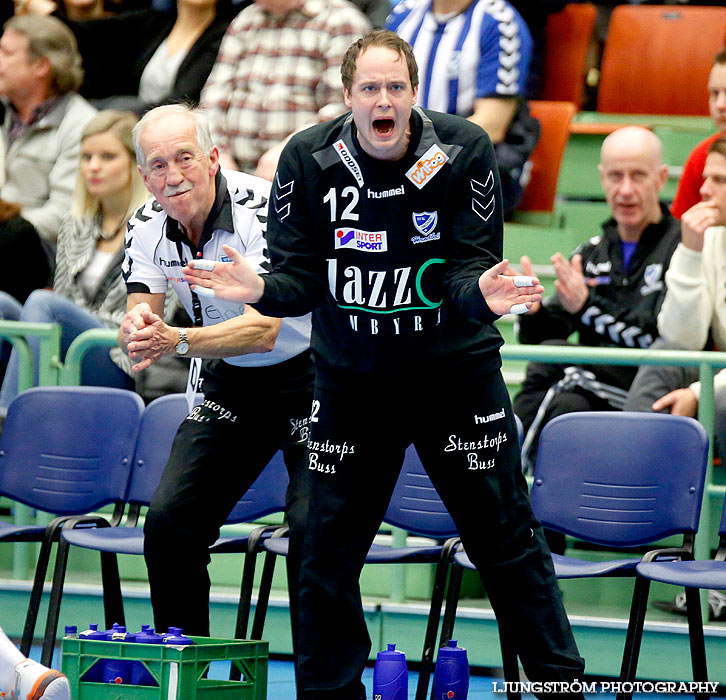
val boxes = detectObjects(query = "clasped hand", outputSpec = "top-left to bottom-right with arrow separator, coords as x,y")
121,303 -> 176,371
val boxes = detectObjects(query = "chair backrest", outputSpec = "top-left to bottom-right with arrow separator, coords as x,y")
383,445 -> 458,539
224,450 -> 290,524
597,5 -> 726,116
517,100 -> 576,213
531,412 -> 709,547
540,3 -> 596,109
126,393 -> 194,505
0,386 -> 144,515
131,394 -> 287,523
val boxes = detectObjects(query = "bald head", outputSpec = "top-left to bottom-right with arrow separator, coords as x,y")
600,126 -> 663,169
598,126 -> 668,242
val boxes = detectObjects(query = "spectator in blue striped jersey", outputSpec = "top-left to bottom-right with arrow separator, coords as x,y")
385,0 -> 539,218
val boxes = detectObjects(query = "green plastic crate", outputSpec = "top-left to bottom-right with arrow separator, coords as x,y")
61,635 -> 268,700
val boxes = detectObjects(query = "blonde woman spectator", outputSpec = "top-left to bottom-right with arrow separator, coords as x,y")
0,110 -> 149,411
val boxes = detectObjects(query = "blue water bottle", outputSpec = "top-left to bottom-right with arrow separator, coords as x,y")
131,625 -> 164,686
432,639 -> 469,700
373,643 -> 408,700
162,627 -> 194,646
79,623 -> 108,640
79,623 -> 109,682
103,624 -> 135,684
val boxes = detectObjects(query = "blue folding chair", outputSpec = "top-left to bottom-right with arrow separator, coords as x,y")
39,392 -> 191,663
0,386 -> 144,657
438,412 -> 710,695
621,491 -> 726,696
246,444 -> 459,700
40,394 -> 289,663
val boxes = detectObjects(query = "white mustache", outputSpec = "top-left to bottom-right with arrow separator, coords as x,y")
163,182 -> 193,197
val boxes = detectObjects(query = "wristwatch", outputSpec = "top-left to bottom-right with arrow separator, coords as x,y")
175,329 -> 190,356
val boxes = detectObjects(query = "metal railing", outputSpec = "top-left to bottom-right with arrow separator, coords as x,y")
60,328 -> 119,386
501,343 -> 726,624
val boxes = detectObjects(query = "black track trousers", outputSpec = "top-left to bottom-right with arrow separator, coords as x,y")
295,365 -> 585,700
144,352 -> 314,639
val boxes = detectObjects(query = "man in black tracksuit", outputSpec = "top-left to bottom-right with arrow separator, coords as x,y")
184,30 -> 585,700
513,127 -> 681,487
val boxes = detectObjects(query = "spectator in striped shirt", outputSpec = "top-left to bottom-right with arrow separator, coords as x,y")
385,0 -> 539,219
199,0 -> 371,181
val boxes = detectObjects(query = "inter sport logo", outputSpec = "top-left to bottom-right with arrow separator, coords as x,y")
334,228 -> 388,252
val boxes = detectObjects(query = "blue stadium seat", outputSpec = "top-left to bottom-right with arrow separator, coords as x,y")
0,386 -> 144,657
439,412 -> 709,698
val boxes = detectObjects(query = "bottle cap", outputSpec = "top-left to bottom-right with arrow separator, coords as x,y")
135,627 -> 164,644
162,627 -> 194,645
80,623 -> 108,640
377,642 -> 405,657
437,639 -> 467,658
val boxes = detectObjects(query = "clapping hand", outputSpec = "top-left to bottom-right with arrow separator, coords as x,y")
552,252 -> 588,314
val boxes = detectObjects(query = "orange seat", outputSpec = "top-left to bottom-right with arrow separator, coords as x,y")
598,5 -> 726,116
539,3 -> 596,109
517,100 -> 576,214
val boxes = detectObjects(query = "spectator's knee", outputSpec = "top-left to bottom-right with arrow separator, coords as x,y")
547,391 -> 592,419
21,289 -> 56,320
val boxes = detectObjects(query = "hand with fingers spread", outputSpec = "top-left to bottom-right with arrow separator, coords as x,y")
652,387 -> 698,417
183,245 -> 265,303
680,200 -> 722,252
478,259 -> 544,316
503,255 -> 541,314
552,252 -> 588,314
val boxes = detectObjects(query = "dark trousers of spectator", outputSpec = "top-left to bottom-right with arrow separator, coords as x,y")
296,366 -> 585,700
144,353 -> 314,646
624,337 -> 726,457
0,217 -> 51,303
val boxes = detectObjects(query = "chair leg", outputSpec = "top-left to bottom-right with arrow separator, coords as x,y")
231,526 -> 281,681
428,563 -> 464,700
20,536 -> 55,656
230,550 -> 260,682
250,549 -> 277,640
235,550 -> 258,640
41,538 -> 72,667
617,577 -> 651,700
438,563 -> 463,649
415,542 -> 456,700
234,524 -> 281,641
19,516 -> 76,655
99,551 -> 125,629
684,587 -> 709,698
